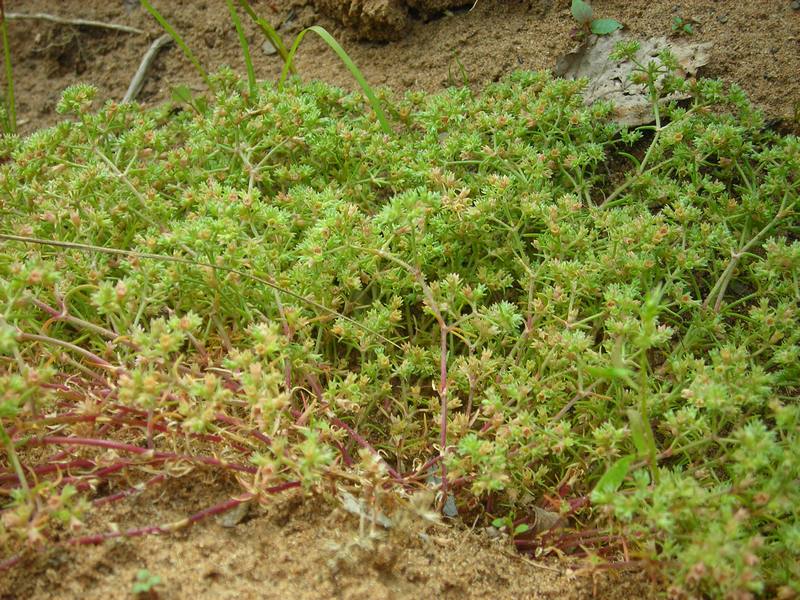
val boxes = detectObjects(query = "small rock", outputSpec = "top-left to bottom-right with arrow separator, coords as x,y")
792,0 -> 800,10
217,500 -> 251,527
717,14 -> 728,23
262,40 -> 278,56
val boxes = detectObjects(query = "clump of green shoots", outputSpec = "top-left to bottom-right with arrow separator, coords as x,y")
570,0 -> 622,37
0,27 -> 799,600
671,16 -> 696,37
132,569 -> 162,599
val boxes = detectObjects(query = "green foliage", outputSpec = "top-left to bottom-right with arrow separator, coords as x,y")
671,16 -> 695,37
1,48 -> 799,598
226,0 -> 256,97
140,0 -> 210,86
132,569 -> 162,596
570,0 -> 622,37
236,0 -> 294,73
279,25 -> 391,134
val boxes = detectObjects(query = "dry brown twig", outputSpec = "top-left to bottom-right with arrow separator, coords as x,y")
5,12 -> 145,35
123,33 -> 172,103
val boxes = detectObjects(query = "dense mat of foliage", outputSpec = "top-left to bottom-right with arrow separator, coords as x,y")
1,58 -> 798,596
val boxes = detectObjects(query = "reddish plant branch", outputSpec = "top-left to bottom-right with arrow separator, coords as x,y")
92,474 -> 166,507
68,480 -> 300,545
29,436 -> 257,474
301,375 -> 404,482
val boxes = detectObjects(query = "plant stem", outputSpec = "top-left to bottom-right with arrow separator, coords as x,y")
0,0 -> 16,134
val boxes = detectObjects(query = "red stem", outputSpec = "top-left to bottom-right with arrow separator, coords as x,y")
438,323 -> 449,500
327,415 -> 403,481
67,481 -> 300,546
30,436 -> 257,474
300,376 -> 404,482
92,474 -> 166,506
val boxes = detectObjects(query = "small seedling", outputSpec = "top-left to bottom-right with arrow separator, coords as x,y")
491,515 -> 530,539
570,0 -> 622,37
671,16 -> 695,36
132,569 -> 162,599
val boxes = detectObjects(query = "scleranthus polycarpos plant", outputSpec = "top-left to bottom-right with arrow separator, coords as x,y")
1,38 -> 799,598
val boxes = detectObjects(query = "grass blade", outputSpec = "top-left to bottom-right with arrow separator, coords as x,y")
226,0 -> 256,97
0,0 -> 16,134
279,26 -> 391,135
140,0 -> 209,87
236,0 -> 295,74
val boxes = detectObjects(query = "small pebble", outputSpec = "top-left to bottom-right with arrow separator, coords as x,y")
792,0 -> 800,10
262,40 -> 278,56
717,15 -> 728,23
217,500 -> 251,527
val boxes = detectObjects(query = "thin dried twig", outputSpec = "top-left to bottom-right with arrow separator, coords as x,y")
5,12 -> 145,35
123,33 -> 172,103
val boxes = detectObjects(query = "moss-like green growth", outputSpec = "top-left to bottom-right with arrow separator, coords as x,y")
1,55 -> 798,597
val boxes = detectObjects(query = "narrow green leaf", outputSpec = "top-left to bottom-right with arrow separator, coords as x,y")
225,0 -> 256,97
514,523 -> 530,536
593,455 -> 635,497
279,26 -> 391,135
570,0 -> 594,24
0,3 -> 16,134
140,0 -> 210,86
591,18 -> 622,35
586,365 -> 635,382
626,408 -> 648,458
237,0 -> 296,74
170,84 -> 193,104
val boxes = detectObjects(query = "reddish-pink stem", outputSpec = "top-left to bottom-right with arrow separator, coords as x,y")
214,413 -> 272,445
68,481 -> 300,546
0,554 -> 23,572
406,455 -> 441,480
31,436 -> 257,474
327,415 -> 403,481
0,459 -> 96,485
438,324 -> 449,498
93,474 -> 166,507
301,376 -> 403,482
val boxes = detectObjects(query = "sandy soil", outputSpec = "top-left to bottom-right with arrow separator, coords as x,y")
1,1 -> 799,597
3,0 -> 800,135
0,473 -> 658,600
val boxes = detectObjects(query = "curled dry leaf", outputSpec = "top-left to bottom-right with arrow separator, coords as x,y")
529,505 -> 561,535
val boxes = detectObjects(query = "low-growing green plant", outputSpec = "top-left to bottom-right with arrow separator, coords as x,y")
671,16 -> 695,37
141,0 -> 389,134
570,0 -> 622,37
132,569 -> 162,598
0,36 -> 799,600
140,0 -> 210,87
